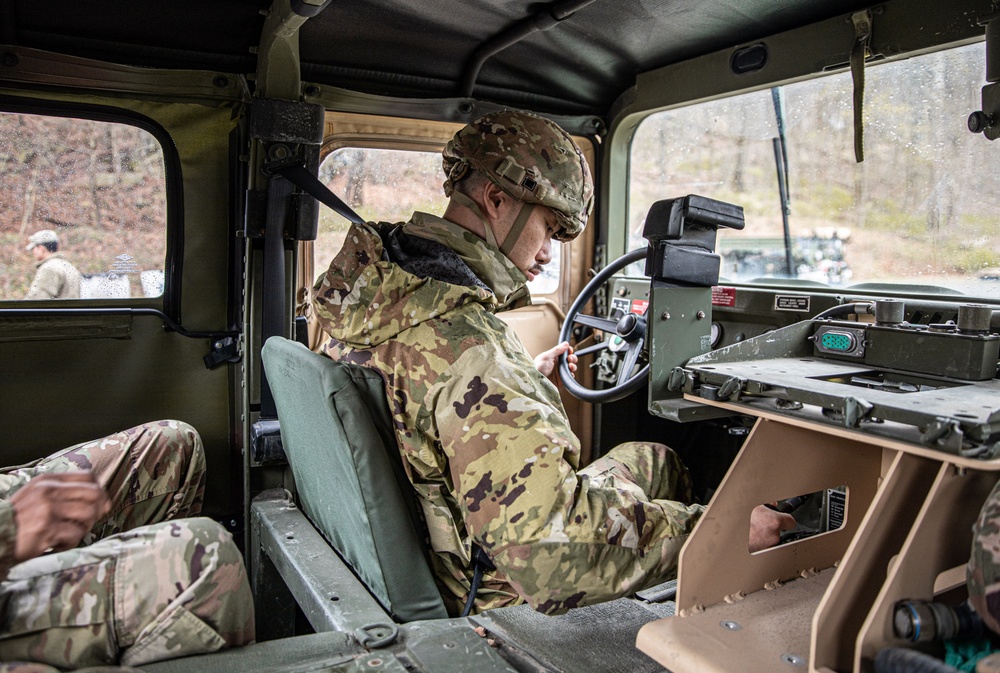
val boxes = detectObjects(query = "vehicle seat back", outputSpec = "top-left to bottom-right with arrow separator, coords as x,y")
260,336 -> 448,622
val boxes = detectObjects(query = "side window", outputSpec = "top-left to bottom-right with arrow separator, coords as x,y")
0,111 -> 167,301
316,146 -> 561,295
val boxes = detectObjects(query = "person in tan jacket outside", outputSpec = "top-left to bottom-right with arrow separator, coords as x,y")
25,229 -> 82,299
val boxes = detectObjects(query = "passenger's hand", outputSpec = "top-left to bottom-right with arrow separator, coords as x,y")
534,341 -> 577,378
748,504 -> 796,553
9,472 -> 111,563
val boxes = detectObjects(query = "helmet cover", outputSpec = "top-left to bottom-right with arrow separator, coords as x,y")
443,110 -> 594,241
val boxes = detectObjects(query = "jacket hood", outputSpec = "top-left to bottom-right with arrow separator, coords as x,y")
313,213 -> 530,348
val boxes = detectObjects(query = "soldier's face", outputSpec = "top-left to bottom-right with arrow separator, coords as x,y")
501,205 -> 558,281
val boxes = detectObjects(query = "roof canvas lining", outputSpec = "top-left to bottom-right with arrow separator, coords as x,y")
4,0 -> 945,117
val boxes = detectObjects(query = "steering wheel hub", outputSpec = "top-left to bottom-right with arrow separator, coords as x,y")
616,313 -> 645,341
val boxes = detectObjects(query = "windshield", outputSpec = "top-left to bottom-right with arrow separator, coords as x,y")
629,41 -> 999,300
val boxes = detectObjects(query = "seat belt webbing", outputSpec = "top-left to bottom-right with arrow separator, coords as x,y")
268,160 -> 365,224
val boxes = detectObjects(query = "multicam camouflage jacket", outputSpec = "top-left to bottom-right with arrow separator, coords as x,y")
0,502 -> 18,583
312,213 -> 702,615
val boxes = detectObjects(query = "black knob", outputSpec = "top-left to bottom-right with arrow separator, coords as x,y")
969,110 -> 992,134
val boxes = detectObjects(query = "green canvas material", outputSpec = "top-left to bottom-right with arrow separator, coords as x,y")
261,337 -> 448,622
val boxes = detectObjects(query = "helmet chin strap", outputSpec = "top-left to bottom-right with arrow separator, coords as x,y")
450,190 -> 535,257
500,201 -> 535,257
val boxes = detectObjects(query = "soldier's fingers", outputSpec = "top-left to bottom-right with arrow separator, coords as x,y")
46,478 -> 108,500
36,471 -> 100,484
47,518 -> 91,552
48,483 -> 111,517
51,496 -> 109,527
13,511 -> 91,561
10,478 -> 100,518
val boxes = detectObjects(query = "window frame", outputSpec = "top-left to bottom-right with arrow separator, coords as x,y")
0,95 -> 184,315
311,112 -> 589,305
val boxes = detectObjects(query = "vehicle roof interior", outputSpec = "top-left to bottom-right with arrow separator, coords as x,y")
3,0 -> 876,117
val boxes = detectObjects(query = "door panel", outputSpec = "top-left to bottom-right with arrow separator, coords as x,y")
0,89 -> 241,522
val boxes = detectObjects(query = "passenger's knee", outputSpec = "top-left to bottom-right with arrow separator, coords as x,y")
152,420 -> 205,463
163,517 -> 254,646
181,518 -> 248,592
165,517 -> 240,568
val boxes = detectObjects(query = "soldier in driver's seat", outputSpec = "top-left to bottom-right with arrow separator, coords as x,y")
311,110 -> 795,616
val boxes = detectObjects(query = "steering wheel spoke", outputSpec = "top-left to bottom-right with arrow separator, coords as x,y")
617,339 -> 645,387
573,313 -> 618,333
575,341 -> 609,358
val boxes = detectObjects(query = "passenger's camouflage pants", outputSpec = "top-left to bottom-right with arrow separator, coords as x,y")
969,477 -> 1000,636
0,420 -> 255,671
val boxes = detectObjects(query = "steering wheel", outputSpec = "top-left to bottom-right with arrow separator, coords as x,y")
558,248 -> 650,404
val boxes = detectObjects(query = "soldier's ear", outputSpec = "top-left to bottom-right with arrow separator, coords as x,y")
481,181 -> 511,222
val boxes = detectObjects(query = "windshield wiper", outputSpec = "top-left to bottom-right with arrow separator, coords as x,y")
771,87 -> 794,278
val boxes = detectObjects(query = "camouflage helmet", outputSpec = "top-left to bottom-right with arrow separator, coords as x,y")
442,110 -> 594,241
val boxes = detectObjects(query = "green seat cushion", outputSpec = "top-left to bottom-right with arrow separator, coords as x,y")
261,337 -> 448,622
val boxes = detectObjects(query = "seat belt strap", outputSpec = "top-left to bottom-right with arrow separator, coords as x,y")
260,172 -> 293,419
258,159 -> 360,420
267,159 -> 365,224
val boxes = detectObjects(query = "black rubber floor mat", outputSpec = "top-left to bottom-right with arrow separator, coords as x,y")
473,597 -> 675,673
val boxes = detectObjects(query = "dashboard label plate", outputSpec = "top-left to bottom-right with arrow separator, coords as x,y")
712,286 -> 737,307
775,295 -> 811,312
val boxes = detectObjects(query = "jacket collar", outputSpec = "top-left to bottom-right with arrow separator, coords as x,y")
403,212 -> 531,311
